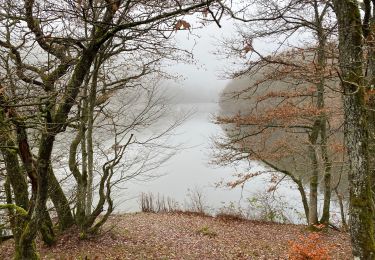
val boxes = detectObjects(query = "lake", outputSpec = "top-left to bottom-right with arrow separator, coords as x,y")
116,102 -> 306,222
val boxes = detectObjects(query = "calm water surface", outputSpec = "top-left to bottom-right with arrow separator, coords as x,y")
116,103 -> 304,219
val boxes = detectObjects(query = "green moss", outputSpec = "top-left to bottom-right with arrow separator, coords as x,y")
79,231 -> 87,240
350,184 -> 375,257
0,204 -> 27,217
40,224 -> 55,246
14,240 -> 39,260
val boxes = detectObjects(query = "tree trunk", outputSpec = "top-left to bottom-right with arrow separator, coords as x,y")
48,166 -> 75,231
296,179 -> 310,223
308,143 -> 319,225
15,240 -> 39,260
0,105 -> 32,256
12,122 -> 56,244
320,118 -> 332,225
364,6 -> 375,224
80,75 -> 90,216
17,129 -> 56,260
1,148 -> 28,210
314,15 -> 331,224
308,119 -> 321,225
39,208 -> 55,246
85,59 -> 99,216
333,0 -> 375,258
334,188 -> 348,231
260,159 -> 310,222
69,127 -> 87,229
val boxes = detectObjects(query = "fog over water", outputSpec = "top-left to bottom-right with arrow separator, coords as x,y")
116,101 -> 307,223
117,103 -> 253,211
111,21 -> 308,220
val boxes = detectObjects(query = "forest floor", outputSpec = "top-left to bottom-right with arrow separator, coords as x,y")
1,212 -> 352,259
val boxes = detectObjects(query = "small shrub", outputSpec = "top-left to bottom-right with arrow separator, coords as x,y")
185,187 -> 209,214
196,226 -> 217,238
216,201 -> 245,222
246,193 -> 292,223
140,193 -> 179,213
140,188 -> 211,216
288,233 -> 333,260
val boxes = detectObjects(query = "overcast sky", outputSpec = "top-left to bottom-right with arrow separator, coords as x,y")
163,14 -> 288,104
163,17 -> 237,103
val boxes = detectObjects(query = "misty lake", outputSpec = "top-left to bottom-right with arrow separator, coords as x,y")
115,102 -> 307,222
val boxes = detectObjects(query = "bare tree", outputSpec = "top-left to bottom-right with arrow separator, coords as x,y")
0,0 -> 224,258
213,0 -> 343,226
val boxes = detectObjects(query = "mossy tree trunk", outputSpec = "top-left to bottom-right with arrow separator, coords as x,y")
0,148 -> 32,255
69,122 -> 87,230
48,166 -> 75,231
14,121 -> 55,245
333,0 -> 375,258
362,0 -> 375,220
0,96 -> 33,256
0,123 -> 38,259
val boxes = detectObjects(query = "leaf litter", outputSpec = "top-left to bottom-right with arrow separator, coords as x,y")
0,212 -> 352,259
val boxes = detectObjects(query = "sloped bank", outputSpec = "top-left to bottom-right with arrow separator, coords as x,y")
0,212 -> 351,259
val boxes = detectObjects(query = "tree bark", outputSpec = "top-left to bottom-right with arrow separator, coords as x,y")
85,59 -> 100,216
308,143 -> 319,225
320,120 -> 332,225
13,122 -> 56,244
315,17 -> 331,224
48,166 -> 75,231
0,104 -> 32,256
308,119 -> 321,225
333,0 -> 375,258
363,0 -> 375,224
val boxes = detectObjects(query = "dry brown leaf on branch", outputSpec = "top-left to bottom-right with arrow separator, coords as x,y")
243,39 -> 253,53
175,20 -> 191,31
202,8 -> 209,18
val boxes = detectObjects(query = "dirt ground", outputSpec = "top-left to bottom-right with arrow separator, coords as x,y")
0,212 -> 352,259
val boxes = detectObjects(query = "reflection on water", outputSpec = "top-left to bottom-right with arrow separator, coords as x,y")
116,103 -> 305,222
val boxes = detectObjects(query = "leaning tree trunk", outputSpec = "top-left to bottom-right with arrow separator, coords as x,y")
334,0 -> 375,258
260,158 -> 310,222
48,166 -> 75,231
